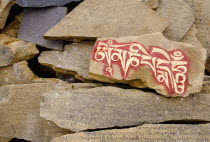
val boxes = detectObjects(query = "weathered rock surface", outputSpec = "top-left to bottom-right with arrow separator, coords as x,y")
16,0 -> 81,7
44,0 -> 168,41
1,13 -> 23,37
0,61 -> 36,87
157,0 -> 195,41
0,0 -> 15,29
0,34 -> 39,67
184,0 -> 210,56
141,0 -> 159,9
39,41 -> 94,81
0,137 -> 11,142
18,7 -> 67,50
41,85 -> 210,132
0,83 -> 71,142
52,124 -> 210,142
89,33 -> 207,97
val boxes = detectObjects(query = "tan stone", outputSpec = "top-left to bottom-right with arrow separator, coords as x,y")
184,0 -> 210,56
0,0 -> 15,29
89,33 -> 207,97
0,137 -> 11,142
1,13 -> 23,37
157,0 -> 195,41
51,124 -> 210,142
141,0 -> 159,9
0,61 -> 36,87
41,86 -> 210,132
0,83 -> 72,142
38,41 -> 94,81
0,34 -> 39,67
44,0 -> 168,41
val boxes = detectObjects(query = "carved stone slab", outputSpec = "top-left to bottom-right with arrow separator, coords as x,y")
40,85 -> 210,132
89,33 -> 207,97
51,124 -> 210,142
44,0 -> 168,41
18,7 -> 67,50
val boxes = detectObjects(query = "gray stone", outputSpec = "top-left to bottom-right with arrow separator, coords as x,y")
41,85 -> 210,132
18,7 -> 67,50
16,0 -> 81,7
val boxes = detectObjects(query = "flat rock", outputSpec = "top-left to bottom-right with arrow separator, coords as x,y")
0,0 -> 15,29
44,0 -> 168,41
18,7 -> 67,50
39,41 -> 94,81
41,85 -> 210,132
51,124 -> 210,142
0,61 -> 36,87
16,0 -> 81,7
0,34 -> 39,67
89,33 -> 207,97
1,13 -> 23,37
184,0 -> 210,56
0,83 -> 72,142
141,0 -> 159,9
157,0 -> 195,41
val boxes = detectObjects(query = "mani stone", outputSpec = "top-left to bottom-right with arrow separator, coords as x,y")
0,83 -> 72,142
141,0 -> 159,9
44,0 -> 168,41
0,0 -> 15,29
40,86 -> 210,132
0,61 -> 36,87
38,41 -> 94,81
184,0 -> 210,56
18,7 -> 67,50
1,13 -> 23,37
0,34 -> 38,67
51,124 -> 210,142
89,33 -> 207,97
157,0 -> 195,41
16,0 -> 81,7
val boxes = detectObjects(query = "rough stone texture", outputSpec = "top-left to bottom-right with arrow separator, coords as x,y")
184,0 -> 210,56
0,61 -> 36,87
39,41 -> 94,81
0,83 -> 72,142
141,0 -> 159,9
41,85 -> 210,132
157,0 -> 195,41
44,0 -> 168,41
0,0 -> 15,29
0,34 -> 39,67
0,137 -> 11,142
52,124 -> 210,142
1,13 -> 23,37
18,7 -> 67,50
16,0 -> 81,7
89,33 -> 207,97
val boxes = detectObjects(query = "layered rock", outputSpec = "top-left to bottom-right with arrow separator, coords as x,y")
157,0 -> 195,41
89,33 -> 207,97
18,7 -> 67,50
44,0 -> 168,41
0,34 -> 38,67
0,0 -> 15,29
39,41 -> 94,81
41,85 -> 210,132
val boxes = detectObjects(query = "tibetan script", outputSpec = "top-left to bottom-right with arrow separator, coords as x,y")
92,40 -> 191,95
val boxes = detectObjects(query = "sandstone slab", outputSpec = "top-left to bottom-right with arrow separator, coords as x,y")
52,124 -> 210,142
0,34 -> 39,67
41,85 -> 210,132
0,0 -> 15,29
0,83 -> 71,142
16,0 -> 81,7
184,0 -> 210,56
141,0 -> 159,9
44,0 -> 168,41
39,41 -> 94,81
89,33 -> 207,97
0,61 -> 36,87
18,7 -> 67,50
157,0 -> 195,41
